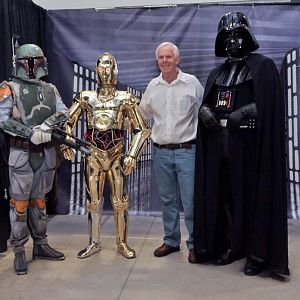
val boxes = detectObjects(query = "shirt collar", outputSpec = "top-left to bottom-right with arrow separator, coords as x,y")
155,68 -> 186,85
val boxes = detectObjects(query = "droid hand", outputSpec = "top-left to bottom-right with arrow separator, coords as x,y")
60,144 -> 76,160
199,105 -> 221,129
122,155 -> 136,176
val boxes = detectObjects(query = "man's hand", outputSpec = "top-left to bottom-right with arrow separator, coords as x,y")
122,155 -> 136,176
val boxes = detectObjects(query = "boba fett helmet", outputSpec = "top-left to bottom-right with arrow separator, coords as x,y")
12,44 -> 48,79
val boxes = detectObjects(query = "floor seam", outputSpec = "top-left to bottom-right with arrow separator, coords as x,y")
117,216 -> 157,300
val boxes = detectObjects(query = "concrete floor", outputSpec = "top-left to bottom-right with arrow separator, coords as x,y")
0,215 -> 300,300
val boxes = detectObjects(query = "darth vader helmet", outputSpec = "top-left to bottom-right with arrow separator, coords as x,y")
215,11 -> 259,58
12,44 -> 48,79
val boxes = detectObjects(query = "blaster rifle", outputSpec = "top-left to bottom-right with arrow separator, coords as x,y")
0,118 -> 92,156
52,127 -> 92,156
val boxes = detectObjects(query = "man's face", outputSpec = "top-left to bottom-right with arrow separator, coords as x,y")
157,46 -> 179,77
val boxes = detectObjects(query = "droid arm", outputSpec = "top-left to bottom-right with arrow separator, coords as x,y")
126,101 -> 151,160
64,94 -> 83,135
60,94 -> 84,160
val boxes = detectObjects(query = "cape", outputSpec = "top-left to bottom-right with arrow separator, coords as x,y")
193,53 -> 289,275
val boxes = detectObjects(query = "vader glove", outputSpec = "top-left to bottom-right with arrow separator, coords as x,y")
199,104 -> 221,129
30,128 -> 52,145
227,103 -> 257,129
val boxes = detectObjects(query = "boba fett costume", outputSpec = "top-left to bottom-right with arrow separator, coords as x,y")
0,44 -> 68,275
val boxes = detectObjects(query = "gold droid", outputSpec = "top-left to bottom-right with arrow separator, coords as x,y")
62,52 -> 150,259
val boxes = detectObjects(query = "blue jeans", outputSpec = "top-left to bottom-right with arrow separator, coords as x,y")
153,145 -> 195,250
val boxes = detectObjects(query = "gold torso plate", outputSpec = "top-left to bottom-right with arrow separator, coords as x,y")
80,90 -> 134,131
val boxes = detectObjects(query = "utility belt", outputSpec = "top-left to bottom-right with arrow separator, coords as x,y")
153,140 -> 196,150
219,118 -> 256,129
9,136 -> 57,153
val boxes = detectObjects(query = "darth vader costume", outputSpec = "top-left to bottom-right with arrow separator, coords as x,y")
193,12 -> 289,277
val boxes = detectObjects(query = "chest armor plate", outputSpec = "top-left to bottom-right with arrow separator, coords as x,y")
213,61 -> 252,114
83,91 -> 127,131
10,80 -> 56,127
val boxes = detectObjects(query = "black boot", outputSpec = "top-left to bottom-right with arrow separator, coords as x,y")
216,249 -> 244,266
244,257 -> 267,276
14,251 -> 28,275
33,244 -> 65,260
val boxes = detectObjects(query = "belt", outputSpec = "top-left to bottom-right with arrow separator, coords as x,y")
9,136 -> 57,153
219,119 -> 256,129
153,140 -> 196,150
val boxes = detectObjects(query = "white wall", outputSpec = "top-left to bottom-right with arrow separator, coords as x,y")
32,0 -> 289,10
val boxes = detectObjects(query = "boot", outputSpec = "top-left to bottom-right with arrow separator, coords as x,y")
78,210 -> 101,259
14,250 -> 28,275
33,243 -> 65,260
118,242 -> 136,259
78,241 -> 101,259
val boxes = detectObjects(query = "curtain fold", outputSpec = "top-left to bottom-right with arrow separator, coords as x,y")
0,0 -> 45,82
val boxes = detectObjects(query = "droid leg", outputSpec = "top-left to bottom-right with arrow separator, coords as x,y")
109,160 -> 135,259
78,162 -> 105,259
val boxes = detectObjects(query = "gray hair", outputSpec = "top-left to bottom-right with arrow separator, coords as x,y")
155,42 -> 180,59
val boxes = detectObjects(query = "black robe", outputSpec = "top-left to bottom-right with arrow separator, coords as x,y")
0,131 -> 10,253
193,53 -> 289,275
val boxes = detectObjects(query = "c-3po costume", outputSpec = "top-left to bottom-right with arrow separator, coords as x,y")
63,52 -> 150,259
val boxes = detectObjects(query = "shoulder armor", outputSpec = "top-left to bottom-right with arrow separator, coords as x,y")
80,91 -> 96,103
123,92 -> 140,106
0,81 -> 13,101
73,91 -> 90,104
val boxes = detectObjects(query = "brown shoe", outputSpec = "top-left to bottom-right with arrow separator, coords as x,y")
188,249 -> 198,264
154,244 -> 180,257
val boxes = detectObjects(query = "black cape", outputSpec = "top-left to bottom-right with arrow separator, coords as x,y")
193,53 -> 289,275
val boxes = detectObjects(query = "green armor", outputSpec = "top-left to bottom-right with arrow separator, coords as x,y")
8,78 -> 56,128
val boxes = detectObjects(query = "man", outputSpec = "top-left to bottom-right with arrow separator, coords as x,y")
139,42 -> 204,263
193,12 -> 289,278
62,52 -> 150,259
0,44 -> 68,275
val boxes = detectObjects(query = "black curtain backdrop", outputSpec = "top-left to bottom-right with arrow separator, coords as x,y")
0,0 -> 45,82
0,131 -> 10,253
0,0 -> 46,251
